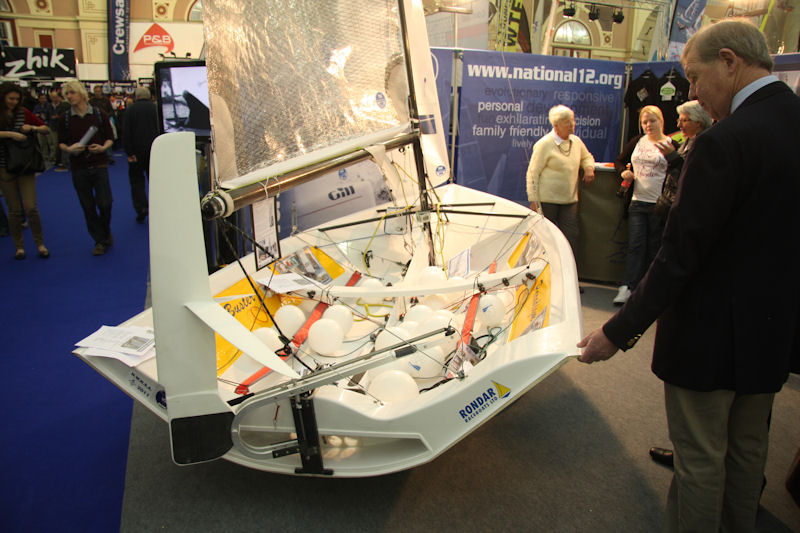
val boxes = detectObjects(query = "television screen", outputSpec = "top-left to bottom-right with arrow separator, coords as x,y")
154,60 -> 211,141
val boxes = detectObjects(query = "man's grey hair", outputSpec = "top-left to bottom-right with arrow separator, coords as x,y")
134,87 -> 151,100
548,104 -> 574,127
683,18 -> 773,72
676,100 -> 712,130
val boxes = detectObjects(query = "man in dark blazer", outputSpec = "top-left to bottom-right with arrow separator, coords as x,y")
577,18 -> 800,531
123,87 -> 160,223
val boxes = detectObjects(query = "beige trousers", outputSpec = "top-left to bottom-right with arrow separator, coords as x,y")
0,168 -> 45,249
663,383 -> 774,533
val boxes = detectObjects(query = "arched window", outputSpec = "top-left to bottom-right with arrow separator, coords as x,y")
189,0 -> 203,21
553,20 -> 591,46
552,19 -> 591,57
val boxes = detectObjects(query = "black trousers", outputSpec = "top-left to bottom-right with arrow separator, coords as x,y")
71,166 -> 113,245
127,157 -> 148,217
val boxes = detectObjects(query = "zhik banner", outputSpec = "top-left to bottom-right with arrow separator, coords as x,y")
1,47 -> 76,78
457,50 -> 625,204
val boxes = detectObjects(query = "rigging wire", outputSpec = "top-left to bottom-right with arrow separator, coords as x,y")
217,220 -> 314,373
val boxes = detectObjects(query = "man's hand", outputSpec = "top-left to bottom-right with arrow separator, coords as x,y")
87,143 -> 106,154
67,143 -> 86,155
127,154 -> 137,163
577,327 -> 619,364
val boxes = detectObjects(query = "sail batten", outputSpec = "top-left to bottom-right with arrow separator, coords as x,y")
220,124 -> 410,191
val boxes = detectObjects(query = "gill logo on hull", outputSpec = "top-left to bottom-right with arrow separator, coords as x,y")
458,381 -> 511,423
328,185 -> 356,201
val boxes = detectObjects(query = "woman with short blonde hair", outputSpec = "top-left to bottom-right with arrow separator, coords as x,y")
611,105 -> 679,305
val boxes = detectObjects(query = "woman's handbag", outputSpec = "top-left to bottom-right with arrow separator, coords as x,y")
6,134 -> 45,174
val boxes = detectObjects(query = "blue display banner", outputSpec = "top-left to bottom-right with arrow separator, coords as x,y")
431,48 -> 454,150
107,0 -> 131,80
457,50 -> 625,204
667,0 -> 707,61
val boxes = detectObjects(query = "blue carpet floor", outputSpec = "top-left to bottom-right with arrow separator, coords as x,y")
0,151 -> 148,532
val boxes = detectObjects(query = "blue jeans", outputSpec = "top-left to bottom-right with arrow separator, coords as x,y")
623,200 -> 663,289
71,166 -> 113,246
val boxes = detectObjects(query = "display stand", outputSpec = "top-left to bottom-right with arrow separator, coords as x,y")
577,165 -> 628,284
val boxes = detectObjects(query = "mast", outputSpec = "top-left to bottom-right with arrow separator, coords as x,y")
397,0 -> 437,266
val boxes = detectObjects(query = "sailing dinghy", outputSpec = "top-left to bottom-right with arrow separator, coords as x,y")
74,0 -> 583,477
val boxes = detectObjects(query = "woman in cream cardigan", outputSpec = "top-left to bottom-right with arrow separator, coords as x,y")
525,104 -> 595,255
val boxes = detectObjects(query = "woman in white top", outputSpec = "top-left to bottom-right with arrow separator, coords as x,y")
525,105 -> 595,255
612,105 -> 679,305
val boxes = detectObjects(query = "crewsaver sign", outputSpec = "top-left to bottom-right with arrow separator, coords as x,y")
107,0 -> 130,80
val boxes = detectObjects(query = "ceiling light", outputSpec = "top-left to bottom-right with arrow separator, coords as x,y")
563,3 -> 576,17
612,8 -> 624,23
588,4 -> 599,20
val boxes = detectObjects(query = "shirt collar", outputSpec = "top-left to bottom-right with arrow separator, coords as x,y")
552,129 -> 568,144
731,74 -> 778,114
70,105 -> 90,117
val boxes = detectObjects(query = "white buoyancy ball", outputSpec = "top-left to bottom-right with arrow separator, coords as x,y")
419,310 -> 459,353
322,304 -> 353,336
252,327 -> 283,351
359,277 -> 384,305
274,305 -> 307,337
400,320 -> 419,337
404,304 -> 433,324
367,370 -> 419,403
374,325 -> 410,352
417,310 -> 454,337
406,345 -> 446,378
308,318 -> 344,356
477,293 -> 505,327
418,265 -> 447,285
421,293 -> 449,311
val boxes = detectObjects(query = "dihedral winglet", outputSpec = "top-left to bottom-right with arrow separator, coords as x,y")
185,300 -> 300,379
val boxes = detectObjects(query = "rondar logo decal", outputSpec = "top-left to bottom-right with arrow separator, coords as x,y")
458,381 -> 511,423
134,23 -> 174,54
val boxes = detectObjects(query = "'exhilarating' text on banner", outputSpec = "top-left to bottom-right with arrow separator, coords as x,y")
457,50 -> 625,204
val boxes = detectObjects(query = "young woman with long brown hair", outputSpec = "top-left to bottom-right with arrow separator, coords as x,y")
0,82 -> 50,259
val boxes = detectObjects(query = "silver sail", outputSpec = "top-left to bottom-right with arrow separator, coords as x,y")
202,0 -> 411,189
